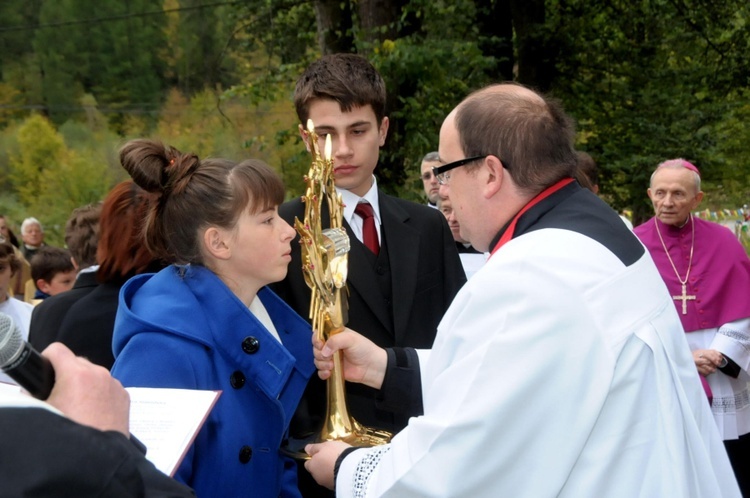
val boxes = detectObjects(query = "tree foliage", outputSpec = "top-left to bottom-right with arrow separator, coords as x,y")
547,0 -> 750,222
0,0 -> 747,233
222,0 -> 749,211
9,115 -> 67,206
6,114 -> 112,244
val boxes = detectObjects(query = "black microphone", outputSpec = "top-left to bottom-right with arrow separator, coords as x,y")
0,313 -> 149,454
0,312 -> 55,400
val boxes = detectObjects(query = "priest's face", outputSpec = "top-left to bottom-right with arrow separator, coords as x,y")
647,167 -> 704,226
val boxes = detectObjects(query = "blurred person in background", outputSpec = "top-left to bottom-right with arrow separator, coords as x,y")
0,214 -> 20,248
29,203 -> 102,351
575,151 -> 633,230
20,217 -> 46,260
55,182 -> 161,370
419,151 -> 441,208
0,241 -> 33,386
0,214 -> 30,299
29,246 -> 76,303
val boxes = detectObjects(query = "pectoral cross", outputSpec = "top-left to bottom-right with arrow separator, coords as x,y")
672,284 -> 696,315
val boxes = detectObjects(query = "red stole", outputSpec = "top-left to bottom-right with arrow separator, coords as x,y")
490,178 -> 575,257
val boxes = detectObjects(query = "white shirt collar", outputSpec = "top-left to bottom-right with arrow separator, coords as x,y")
248,295 -> 281,343
77,265 -> 100,277
338,175 -> 381,227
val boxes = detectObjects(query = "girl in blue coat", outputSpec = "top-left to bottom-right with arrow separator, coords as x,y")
111,139 -> 314,497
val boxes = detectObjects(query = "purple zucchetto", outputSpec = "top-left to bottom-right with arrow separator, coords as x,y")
656,158 -> 701,177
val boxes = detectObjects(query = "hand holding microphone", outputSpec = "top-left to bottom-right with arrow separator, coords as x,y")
0,312 -> 54,399
0,312 -> 131,436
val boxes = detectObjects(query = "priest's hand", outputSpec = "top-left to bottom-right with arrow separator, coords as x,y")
313,327 -> 388,389
304,440 -> 351,490
692,349 -> 723,376
43,342 -> 131,436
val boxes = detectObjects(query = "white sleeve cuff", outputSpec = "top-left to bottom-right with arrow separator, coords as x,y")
712,317 -> 750,371
335,445 -> 392,498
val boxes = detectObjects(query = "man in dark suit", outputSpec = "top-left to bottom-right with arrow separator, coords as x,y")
420,151 -> 441,208
28,203 -> 101,351
271,53 -> 466,497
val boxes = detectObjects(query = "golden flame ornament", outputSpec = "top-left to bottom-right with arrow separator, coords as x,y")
284,120 -> 391,458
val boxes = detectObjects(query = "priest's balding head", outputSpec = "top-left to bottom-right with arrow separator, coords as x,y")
435,83 -> 578,252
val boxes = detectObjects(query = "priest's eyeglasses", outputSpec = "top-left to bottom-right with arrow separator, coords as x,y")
432,155 -> 488,185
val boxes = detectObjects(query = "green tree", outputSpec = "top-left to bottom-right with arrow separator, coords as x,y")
35,149 -> 113,244
1,0 -> 748,219
88,0 -> 166,132
32,0 -> 86,124
8,114 -> 113,245
0,0 -> 43,77
0,0 -> 44,126
548,0 -> 750,223
9,114 -> 67,207
32,0 -> 166,128
162,0 -> 239,94
227,0 -> 498,196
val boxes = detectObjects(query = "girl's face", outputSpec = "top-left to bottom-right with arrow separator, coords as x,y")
220,204 -> 296,294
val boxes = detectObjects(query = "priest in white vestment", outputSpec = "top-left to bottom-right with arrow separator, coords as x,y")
304,84 -> 740,498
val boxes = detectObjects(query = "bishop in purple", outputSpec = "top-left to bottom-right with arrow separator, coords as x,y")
635,158 -> 750,496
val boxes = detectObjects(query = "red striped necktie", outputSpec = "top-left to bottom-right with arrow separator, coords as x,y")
354,202 -> 379,255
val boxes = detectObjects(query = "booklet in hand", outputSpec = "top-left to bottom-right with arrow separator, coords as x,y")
126,387 -> 221,476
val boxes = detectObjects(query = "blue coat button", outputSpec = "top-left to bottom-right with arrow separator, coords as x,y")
242,336 -> 260,354
230,371 -> 246,389
239,445 -> 253,463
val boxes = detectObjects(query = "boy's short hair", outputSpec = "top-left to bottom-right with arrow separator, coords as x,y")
294,53 -> 387,125
30,247 -> 75,289
65,203 -> 102,269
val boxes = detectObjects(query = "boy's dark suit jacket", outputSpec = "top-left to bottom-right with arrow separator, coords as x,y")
272,191 -> 466,433
55,281 -> 124,370
28,271 -> 100,352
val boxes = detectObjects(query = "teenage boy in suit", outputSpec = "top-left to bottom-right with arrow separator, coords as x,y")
272,53 -> 466,496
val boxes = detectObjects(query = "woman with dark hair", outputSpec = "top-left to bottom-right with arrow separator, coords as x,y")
55,181 -> 160,369
110,139 -> 314,497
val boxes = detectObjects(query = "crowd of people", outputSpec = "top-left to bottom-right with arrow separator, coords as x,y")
1,52 -> 748,498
